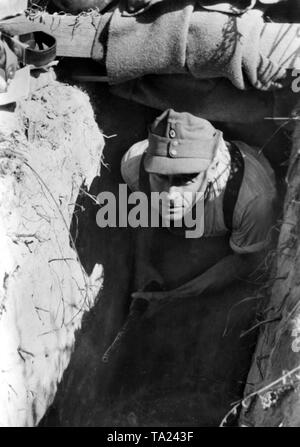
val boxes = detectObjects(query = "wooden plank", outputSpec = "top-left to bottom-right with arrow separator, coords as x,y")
0,0 -> 28,20
0,11 -> 101,58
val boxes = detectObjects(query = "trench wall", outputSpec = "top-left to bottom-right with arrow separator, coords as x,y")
0,76 -> 104,426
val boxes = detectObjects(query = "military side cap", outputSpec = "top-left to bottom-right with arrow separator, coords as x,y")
144,109 -> 222,175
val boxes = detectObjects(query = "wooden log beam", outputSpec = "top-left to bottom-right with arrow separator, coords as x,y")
0,11 -> 101,58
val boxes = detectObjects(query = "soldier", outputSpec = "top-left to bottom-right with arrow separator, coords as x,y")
121,109 -> 277,315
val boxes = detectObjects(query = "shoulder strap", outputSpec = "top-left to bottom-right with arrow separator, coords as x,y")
139,152 -> 151,195
223,142 -> 245,232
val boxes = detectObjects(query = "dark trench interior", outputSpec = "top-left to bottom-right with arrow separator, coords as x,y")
39,60 -> 293,427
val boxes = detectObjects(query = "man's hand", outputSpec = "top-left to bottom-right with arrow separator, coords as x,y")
0,38 -> 18,94
130,274 -> 205,317
131,279 -> 204,318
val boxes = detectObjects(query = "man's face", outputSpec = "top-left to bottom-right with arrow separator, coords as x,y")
149,171 -> 207,222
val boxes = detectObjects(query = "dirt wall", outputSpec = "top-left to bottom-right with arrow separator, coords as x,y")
0,77 -> 104,426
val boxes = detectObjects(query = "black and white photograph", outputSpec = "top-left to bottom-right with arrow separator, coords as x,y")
0,0 -> 300,430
